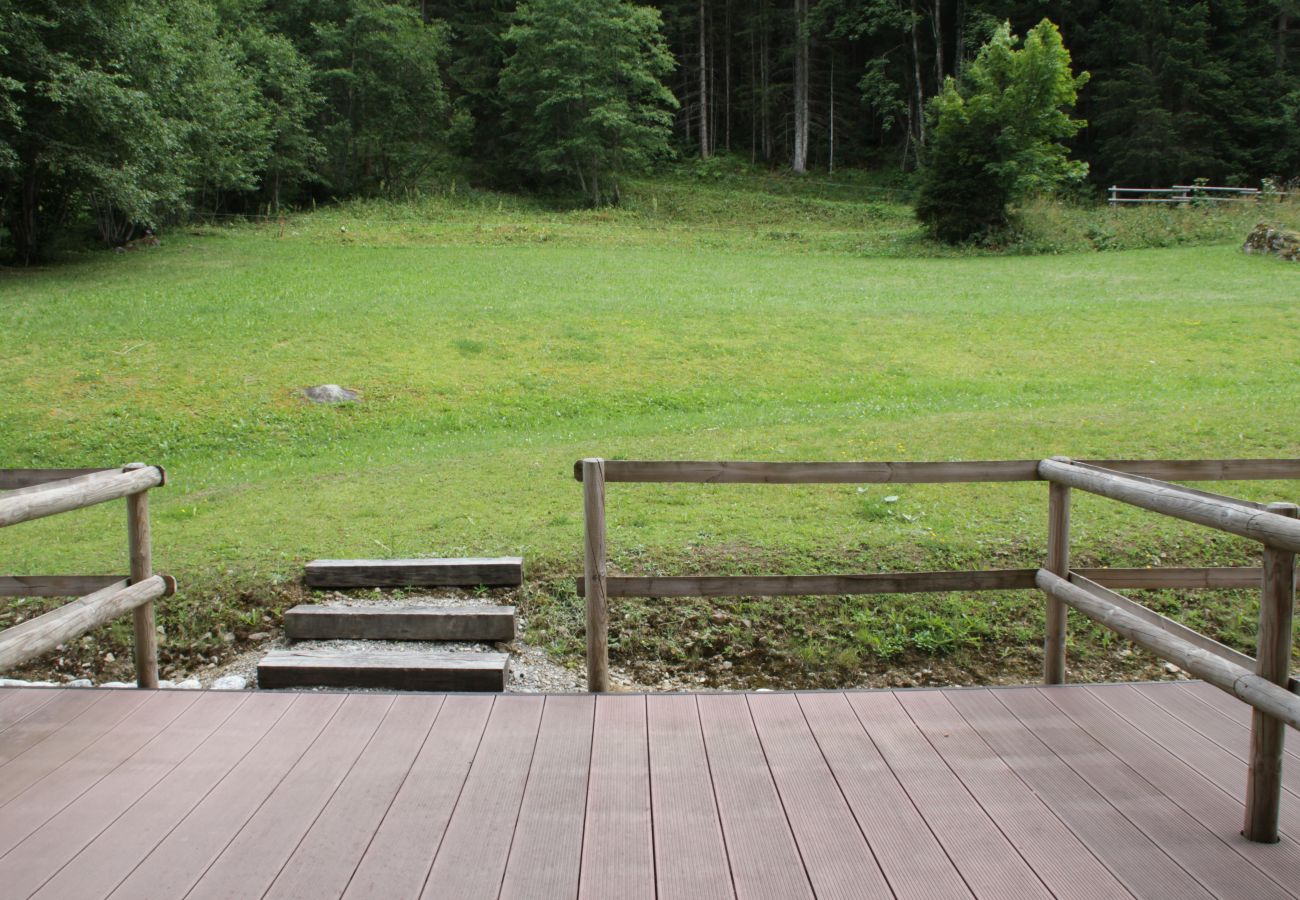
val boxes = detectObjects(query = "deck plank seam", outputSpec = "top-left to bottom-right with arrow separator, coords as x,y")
1041,687 -> 1300,900
572,693 -> 600,900
0,689 -> 118,773
491,695 -> 550,900
60,693 -> 304,900
335,695 -> 449,899
0,689 -> 60,736
937,690 -> 1142,899
166,695 -> 350,900
794,693 -> 906,899
1179,684 -> 1300,765
988,689 -> 1224,900
894,691 -> 1062,899
415,694 -> 499,900
692,695 -> 740,900
643,695 -> 660,900
254,694 -> 398,900
739,694 -> 826,898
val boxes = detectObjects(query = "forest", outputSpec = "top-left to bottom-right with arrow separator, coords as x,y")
1,0 -> 1298,261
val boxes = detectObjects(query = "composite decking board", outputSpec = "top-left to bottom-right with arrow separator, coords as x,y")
1088,685 -> 1300,839
893,690 -> 1130,900
264,695 -> 445,900
342,695 -> 494,899
1130,682 -> 1300,801
996,687 -> 1291,900
0,689 -> 104,765
105,693 -> 345,900
798,692 -> 972,900
421,695 -> 545,899
186,694 -> 396,900
578,694 -> 656,900
1045,686 -> 1300,894
1134,681 -> 1300,771
0,689 -> 199,857
283,603 -> 516,642
845,691 -> 1051,900
0,687 -> 60,730
645,695 -> 734,900
696,693 -> 814,900
947,689 -> 1216,900
0,692 -> 249,900
28,693 -> 298,900
0,688 -> 151,806
1178,681 -> 1300,765
747,692 -> 893,900
499,695 -> 596,900
304,557 -> 524,588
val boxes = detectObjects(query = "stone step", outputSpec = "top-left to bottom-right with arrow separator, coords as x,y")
283,604 -> 515,642
256,649 -> 509,692
304,557 -> 523,589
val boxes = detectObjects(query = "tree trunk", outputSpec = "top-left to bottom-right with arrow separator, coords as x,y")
954,0 -> 965,79
910,0 -> 926,148
749,13 -> 757,164
931,0 -> 944,85
699,0 -> 710,159
792,0 -> 809,173
1280,10 -> 1291,69
724,0 -> 732,151
760,2 -> 772,162
828,53 -> 835,174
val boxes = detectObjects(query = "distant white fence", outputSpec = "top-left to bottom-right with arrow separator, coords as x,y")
1108,185 -> 1289,206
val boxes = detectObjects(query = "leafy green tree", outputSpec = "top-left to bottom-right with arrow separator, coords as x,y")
915,18 -> 1088,242
500,0 -> 678,205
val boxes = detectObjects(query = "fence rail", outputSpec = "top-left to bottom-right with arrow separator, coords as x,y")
577,455 -> 1300,843
1107,184 -> 1290,206
0,464 -> 174,687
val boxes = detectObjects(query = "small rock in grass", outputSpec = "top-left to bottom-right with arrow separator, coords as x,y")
212,675 -> 248,691
247,631 -> 270,641
1164,662 -> 1182,675
173,678 -> 202,690
303,384 -> 359,404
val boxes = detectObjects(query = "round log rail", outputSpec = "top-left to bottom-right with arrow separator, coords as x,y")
0,465 -> 165,529
1038,458 -> 1300,554
1036,570 -> 1300,731
0,575 -> 175,671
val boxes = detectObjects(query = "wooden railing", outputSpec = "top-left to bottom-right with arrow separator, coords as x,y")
1108,185 -> 1277,205
0,465 -> 175,688
576,456 -> 1300,842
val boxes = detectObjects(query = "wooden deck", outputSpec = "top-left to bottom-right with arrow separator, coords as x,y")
0,682 -> 1297,899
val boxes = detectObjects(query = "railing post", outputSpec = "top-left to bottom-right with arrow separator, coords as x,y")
582,458 -> 609,693
124,463 -> 159,689
1244,501 -> 1298,842
1044,471 -> 1071,685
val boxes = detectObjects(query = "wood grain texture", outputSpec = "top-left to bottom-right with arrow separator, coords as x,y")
1037,569 -> 1300,728
1045,479 -> 1071,684
646,695 -> 733,900
579,694 -> 655,900
573,458 -> 1300,484
583,458 -> 609,693
125,474 -> 159,689
0,575 -> 170,670
0,465 -> 163,528
1039,458 -> 1300,552
499,695 -> 595,900
303,557 -> 523,588
0,575 -> 125,597
256,649 -> 508,692
283,604 -> 516,642
0,467 -> 110,491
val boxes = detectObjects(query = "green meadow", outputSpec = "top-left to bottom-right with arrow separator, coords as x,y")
3,177 -> 1298,685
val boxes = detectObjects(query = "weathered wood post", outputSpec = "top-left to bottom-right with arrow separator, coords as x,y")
582,458 -> 609,693
1244,501 -> 1298,842
1044,462 -> 1072,685
124,463 -> 159,689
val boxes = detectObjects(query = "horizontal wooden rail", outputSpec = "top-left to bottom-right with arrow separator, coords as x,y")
1039,459 -> 1300,553
575,566 -> 1267,598
0,575 -> 127,598
0,468 -> 111,491
574,458 -> 1300,484
0,466 -> 165,529
1037,570 -> 1300,728
0,575 -> 174,670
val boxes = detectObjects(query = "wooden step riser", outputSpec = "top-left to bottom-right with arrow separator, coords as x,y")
257,651 -> 508,693
284,606 -> 515,642
304,557 -> 523,589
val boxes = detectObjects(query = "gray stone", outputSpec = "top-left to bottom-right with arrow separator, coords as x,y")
173,678 -> 202,690
212,675 -> 248,691
102,681 -> 135,688
65,678 -> 93,688
303,384 -> 359,404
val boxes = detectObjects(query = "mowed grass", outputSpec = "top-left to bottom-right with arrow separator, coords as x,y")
2,179 -> 1298,685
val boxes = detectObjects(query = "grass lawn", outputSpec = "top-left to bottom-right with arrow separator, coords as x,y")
2,175 -> 1298,686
